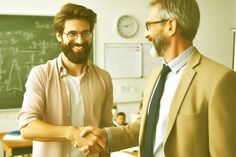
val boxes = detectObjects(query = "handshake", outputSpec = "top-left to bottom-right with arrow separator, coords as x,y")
68,126 -> 108,155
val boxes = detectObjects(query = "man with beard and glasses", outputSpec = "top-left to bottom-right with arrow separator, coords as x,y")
18,3 -> 113,157
77,0 -> 236,157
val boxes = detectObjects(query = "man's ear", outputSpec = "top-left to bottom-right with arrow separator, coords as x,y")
167,18 -> 177,36
56,32 -> 62,42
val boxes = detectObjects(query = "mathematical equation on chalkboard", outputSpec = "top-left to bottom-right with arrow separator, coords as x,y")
0,15 -> 60,109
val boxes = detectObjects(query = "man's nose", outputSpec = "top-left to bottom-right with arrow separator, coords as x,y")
144,31 -> 151,41
74,34 -> 85,43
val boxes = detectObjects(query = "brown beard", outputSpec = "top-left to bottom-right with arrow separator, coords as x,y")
61,41 -> 91,64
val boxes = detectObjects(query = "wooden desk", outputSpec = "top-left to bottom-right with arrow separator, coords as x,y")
0,133 -> 32,157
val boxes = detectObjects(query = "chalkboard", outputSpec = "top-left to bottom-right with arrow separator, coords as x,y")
0,15 -> 94,109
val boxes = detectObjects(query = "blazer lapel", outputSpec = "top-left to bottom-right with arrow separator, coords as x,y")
163,49 -> 202,146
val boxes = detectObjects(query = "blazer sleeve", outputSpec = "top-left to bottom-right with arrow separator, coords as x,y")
108,118 -> 140,152
209,70 -> 236,156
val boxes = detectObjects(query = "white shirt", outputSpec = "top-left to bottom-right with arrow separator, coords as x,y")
66,74 -> 86,157
153,46 -> 194,157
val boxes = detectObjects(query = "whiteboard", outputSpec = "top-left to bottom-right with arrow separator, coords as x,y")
106,43 -> 163,103
104,43 -> 142,78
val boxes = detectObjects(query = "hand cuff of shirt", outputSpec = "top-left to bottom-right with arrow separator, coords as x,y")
104,128 -> 112,152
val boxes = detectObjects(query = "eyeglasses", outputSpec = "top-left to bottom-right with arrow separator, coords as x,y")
145,19 -> 168,31
64,31 -> 93,41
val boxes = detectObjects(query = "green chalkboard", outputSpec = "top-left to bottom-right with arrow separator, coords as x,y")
0,15 -> 94,109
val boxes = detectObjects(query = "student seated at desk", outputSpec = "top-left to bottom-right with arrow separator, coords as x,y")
114,112 -> 128,127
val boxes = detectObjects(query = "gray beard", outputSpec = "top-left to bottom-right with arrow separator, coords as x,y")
149,45 -> 160,57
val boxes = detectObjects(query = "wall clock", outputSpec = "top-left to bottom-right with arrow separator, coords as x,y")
117,15 -> 138,38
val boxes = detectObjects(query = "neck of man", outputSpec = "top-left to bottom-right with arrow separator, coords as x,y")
61,53 -> 86,76
163,36 -> 192,63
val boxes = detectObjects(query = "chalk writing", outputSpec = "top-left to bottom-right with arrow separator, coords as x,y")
0,15 -> 60,109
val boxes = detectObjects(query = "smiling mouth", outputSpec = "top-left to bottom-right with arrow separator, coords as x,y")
72,45 -> 86,52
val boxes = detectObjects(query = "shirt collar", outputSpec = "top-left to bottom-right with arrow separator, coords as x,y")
164,46 -> 194,73
57,52 -> 90,78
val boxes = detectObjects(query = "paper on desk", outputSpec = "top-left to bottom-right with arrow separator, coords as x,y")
121,146 -> 139,153
3,134 -> 24,140
111,151 -> 136,157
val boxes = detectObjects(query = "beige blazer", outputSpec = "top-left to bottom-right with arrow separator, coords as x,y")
109,49 -> 236,157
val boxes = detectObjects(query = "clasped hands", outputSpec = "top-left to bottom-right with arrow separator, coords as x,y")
68,126 -> 107,155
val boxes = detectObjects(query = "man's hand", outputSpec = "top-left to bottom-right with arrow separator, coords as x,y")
67,126 -> 106,154
78,126 -> 108,155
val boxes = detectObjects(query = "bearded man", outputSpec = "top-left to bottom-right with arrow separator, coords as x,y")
18,3 -> 113,157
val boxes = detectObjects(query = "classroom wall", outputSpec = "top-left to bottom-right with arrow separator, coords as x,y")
0,0 -> 235,156
233,0 -> 236,26
195,0 -> 235,68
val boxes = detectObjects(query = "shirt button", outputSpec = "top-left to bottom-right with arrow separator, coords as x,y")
67,114 -> 70,117
66,154 -> 70,157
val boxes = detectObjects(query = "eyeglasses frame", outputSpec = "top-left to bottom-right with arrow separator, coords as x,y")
63,31 -> 93,41
145,19 -> 168,31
